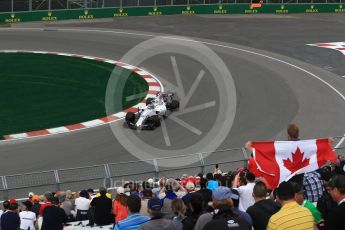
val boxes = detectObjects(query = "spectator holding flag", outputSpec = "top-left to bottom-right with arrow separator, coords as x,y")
245,124 -> 337,189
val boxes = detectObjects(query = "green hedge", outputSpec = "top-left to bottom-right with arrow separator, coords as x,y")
0,4 -> 344,23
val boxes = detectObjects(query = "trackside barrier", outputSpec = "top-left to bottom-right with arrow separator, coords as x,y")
0,4 -> 345,23
0,139 -> 344,201
0,147 -> 247,200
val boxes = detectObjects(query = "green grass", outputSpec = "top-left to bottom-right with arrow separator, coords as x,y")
0,53 -> 148,137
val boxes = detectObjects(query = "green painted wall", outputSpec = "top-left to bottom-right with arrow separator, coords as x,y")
0,4 -> 344,24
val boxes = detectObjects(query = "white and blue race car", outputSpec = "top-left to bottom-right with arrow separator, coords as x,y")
125,92 -> 179,130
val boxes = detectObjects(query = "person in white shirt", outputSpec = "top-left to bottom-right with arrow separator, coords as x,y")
213,164 -> 223,175
19,201 -> 36,230
233,172 -> 256,212
74,190 -> 91,221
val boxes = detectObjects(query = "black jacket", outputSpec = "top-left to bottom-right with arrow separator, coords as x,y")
246,199 -> 281,230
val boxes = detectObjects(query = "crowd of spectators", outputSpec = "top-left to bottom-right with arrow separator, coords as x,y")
0,157 -> 344,230
0,125 -> 344,230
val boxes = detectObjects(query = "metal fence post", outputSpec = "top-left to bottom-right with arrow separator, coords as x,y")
241,147 -> 249,169
48,0 -> 51,11
198,153 -> 205,174
29,0 -> 32,11
153,159 -> 159,179
104,164 -> 112,188
1,176 -> 9,201
54,170 -> 61,192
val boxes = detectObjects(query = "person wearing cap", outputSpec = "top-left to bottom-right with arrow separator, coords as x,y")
326,174 -> 345,230
267,181 -> 314,230
0,200 -> 20,230
31,195 -> 41,218
113,187 -> 128,223
217,175 -> 252,226
230,189 -> 253,227
114,195 -> 150,230
194,186 -> 241,230
90,187 -> 113,226
28,192 -> 34,204
139,198 -> 175,230
246,181 -> 280,230
19,200 -> 36,230
41,197 -> 66,230
291,182 -> 322,224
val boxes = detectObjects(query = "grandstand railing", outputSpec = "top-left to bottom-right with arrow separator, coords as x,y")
0,0 -> 344,13
0,136 -> 344,201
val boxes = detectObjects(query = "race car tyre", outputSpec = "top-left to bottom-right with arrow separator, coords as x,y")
125,112 -> 136,123
168,100 -> 180,111
145,116 -> 160,130
146,97 -> 155,106
152,115 -> 161,127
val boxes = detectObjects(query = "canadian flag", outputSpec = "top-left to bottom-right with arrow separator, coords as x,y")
250,139 -> 336,189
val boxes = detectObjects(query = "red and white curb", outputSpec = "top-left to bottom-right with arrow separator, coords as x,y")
1,50 -> 163,140
308,42 -> 345,56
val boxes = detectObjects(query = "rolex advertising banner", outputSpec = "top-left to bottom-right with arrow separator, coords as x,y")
0,4 -> 344,24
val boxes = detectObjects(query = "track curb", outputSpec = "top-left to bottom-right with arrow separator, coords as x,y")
2,50 -> 162,140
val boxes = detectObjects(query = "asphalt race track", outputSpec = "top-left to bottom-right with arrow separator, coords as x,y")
0,13 -> 345,176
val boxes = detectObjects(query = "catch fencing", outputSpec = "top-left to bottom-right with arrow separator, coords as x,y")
0,147 -> 248,200
0,135 -> 344,201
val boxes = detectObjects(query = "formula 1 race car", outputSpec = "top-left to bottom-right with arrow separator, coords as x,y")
125,92 -> 180,130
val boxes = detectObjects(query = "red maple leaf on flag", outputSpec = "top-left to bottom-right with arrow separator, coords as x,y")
283,147 -> 310,174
